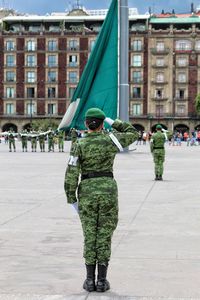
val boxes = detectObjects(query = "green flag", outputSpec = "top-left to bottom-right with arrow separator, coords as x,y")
58,0 -> 118,131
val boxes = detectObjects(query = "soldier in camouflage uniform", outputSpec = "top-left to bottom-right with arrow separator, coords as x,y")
48,129 -> 54,152
8,128 -> 16,152
38,130 -> 46,152
31,132 -> 37,152
64,108 -> 138,293
20,130 -> 28,152
57,130 -> 65,152
150,124 -> 166,180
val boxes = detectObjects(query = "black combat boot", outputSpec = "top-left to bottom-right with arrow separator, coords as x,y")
83,264 -> 96,292
155,175 -> 159,180
96,263 -> 110,292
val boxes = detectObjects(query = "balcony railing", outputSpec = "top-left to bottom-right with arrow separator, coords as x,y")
151,97 -> 168,101
174,97 -> 188,101
152,64 -> 168,68
130,46 -> 144,52
151,48 -> 170,55
151,80 -> 168,85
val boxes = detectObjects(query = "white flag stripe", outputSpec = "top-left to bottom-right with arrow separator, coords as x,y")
58,98 -> 80,130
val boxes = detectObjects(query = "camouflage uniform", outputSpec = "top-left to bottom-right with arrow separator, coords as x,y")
31,133 -> 37,152
58,130 -> 65,152
21,132 -> 28,152
8,131 -> 16,152
48,131 -> 54,152
38,133 -> 45,152
150,128 -> 166,180
64,119 -> 138,265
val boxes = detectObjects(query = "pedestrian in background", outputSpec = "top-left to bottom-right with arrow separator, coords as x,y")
64,108 -> 138,293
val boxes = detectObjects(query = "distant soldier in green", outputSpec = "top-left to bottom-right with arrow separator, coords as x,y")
8,128 -> 16,152
64,108 -> 138,293
31,132 -> 37,152
38,130 -> 46,152
20,130 -> 28,152
58,130 -> 65,152
150,124 -> 166,180
48,129 -> 54,152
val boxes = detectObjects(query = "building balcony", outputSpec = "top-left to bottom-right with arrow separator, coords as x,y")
152,64 -> 168,68
130,46 -> 144,52
151,80 -> 168,85
151,97 -> 168,101
67,63 -> 79,68
67,47 -> 80,52
174,97 -> 188,101
66,80 -> 79,84
4,47 -> 16,52
25,47 -> 37,52
130,79 -> 143,84
130,97 -> 144,101
176,64 -> 188,68
175,80 -> 188,84
151,48 -> 170,55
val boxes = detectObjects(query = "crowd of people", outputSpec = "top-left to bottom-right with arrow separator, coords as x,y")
0,128 -> 65,152
135,129 -> 200,147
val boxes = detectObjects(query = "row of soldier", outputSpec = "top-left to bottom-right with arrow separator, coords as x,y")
1,128 -> 65,152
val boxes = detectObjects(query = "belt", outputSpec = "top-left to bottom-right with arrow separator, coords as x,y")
81,172 -> 113,181
154,147 -> 164,149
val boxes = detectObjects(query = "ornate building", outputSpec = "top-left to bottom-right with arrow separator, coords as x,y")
0,5 -> 200,132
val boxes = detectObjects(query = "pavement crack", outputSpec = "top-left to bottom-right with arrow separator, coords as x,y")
0,203 -> 42,227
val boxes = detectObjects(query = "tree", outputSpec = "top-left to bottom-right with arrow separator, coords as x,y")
195,94 -> 200,115
31,119 -> 59,131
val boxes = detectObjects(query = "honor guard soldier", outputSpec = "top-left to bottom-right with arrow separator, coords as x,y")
150,124 -> 166,180
48,129 -> 54,152
8,128 -> 16,152
31,131 -> 38,152
20,130 -> 28,152
64,108 -> 138,293
38,130 -> 46,152
57,130 -> 65,152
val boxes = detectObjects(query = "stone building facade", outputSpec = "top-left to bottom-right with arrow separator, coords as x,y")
0,7 -> 200,133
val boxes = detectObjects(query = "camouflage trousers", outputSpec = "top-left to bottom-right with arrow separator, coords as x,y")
22,140 -> 27,151
78,178 -> 118,265
31,140 -> 37,151
39,140 -> 45,152
9,139 -> 16,151
58,140 -> 64,151
153,149 -> 165,176
48,140 -> 54,151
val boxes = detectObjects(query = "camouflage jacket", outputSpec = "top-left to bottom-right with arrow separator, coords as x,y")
64,119 -> 139,203
150,131 -> 166,153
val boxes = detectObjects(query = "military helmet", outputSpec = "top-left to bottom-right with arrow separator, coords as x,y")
85,108 -> 106,120
156,124 -> 162,129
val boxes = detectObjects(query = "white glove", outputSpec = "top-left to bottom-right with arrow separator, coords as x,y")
104,117 -> 114,126
71,202 -> 79,213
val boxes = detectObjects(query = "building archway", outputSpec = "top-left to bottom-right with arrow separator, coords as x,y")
174,124 -> 189,133
23,123 -> 31,131
2,123 -> 18,132
151,123 -> 167,132
133,124 -> 144,132
195,124 -> 200,131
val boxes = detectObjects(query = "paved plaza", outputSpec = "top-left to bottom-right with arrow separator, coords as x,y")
0,140 -> 200,300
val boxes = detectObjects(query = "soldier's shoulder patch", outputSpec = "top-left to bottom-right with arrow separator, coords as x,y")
68,155 -> 78,166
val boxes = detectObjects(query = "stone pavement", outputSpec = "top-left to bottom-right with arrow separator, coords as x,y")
0,140 -> 200,300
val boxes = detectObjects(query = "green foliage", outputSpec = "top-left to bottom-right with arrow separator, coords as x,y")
31,119 -> 59,131
195,94 -> 200,115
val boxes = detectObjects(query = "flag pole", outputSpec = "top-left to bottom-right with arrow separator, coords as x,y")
118,0 -> 129,122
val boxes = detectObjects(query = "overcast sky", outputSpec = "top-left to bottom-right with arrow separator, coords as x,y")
4,0 -> 200,15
